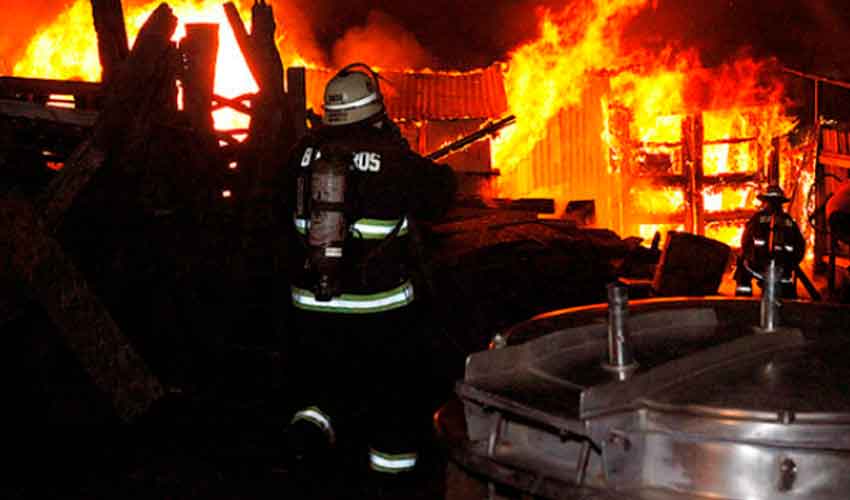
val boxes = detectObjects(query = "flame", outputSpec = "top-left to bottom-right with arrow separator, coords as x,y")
11,0 -> 299,133
494,0 -> 650,173
491,0 -> 802,250
630,186 -> 685,215
705,221 -> 745,248
702,184 -> 756,212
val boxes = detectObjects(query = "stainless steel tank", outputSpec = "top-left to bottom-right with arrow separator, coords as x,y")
436,290 -> 850,499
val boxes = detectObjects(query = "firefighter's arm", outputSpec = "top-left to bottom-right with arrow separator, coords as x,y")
407,154 -> 458,220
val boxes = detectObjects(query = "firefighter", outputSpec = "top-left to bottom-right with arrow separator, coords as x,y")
281,62 -> 457,490
734,185 -> 805,299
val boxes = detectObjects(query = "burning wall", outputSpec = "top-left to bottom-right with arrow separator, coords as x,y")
485,2 -> 807,248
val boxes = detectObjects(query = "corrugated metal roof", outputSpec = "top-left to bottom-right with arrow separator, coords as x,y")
302,64 -> 508,121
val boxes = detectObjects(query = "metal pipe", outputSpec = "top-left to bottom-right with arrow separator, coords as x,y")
603,282 -> 638,380
761,259 -> 782,332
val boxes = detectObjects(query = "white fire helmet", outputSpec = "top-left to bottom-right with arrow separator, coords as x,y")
322,63 -> 385,126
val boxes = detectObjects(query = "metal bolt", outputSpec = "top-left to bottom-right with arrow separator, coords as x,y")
778,457 -> 797,492
490,333 -> 507,350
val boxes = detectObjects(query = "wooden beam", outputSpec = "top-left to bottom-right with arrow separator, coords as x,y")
224,0 -> 294,198
90,0 -> 130,84
287,66 -> 307,140
223,2 -> 261,86
0,99 -> 99,128
0,77 -> 103,107
180,23 -> 219,136
0,198 -> 164,421
250,0 -> 285,97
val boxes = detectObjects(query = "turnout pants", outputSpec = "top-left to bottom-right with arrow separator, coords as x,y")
288,301 -> 433,474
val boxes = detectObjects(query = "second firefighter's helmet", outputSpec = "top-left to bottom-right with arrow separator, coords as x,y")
322,63 -> 384,126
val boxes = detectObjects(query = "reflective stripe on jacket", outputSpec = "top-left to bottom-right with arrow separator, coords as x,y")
369,448 -> 418,474
291,280 -> 414,314
291,406 -> 336,444
294,216 -> 408,239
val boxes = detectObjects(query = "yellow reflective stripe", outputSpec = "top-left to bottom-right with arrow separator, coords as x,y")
291,281 -> 414,314
293,216 -> 407,239
350,218 -> 408,239
291,406 -> 336,444
369,448 -> 418,473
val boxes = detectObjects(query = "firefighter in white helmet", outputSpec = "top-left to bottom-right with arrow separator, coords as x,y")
281,62 -> 457,491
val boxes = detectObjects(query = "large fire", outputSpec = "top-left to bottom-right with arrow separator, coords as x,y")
9,0 -> 813,250
491,0 -> 803,248
13,0 -> 263,133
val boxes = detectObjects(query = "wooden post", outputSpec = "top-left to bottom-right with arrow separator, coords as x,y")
693,114 -> 705,236
0,198 -> 164,421
223,2 -> 262,86
180,23 -> 219,136
90,0 -> 130,84
681,114 -> 704,235
224,1 -> 293,197
287,66 -> 307,141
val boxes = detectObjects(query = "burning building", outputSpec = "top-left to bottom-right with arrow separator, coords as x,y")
4,0 -> 825,254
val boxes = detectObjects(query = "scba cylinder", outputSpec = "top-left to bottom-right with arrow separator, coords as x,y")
308,151 -> 348,301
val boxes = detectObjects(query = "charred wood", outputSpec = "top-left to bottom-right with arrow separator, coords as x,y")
90,0 -> 130,85
224,0 -> 294,198
0,77 -> 103,109
38,2 -> 179,232
212,94 -> 253,115
287,66 -> 307,140
0,99 -> 98,128
222,2 -> 261,88
0,198 -> 164,421
0,3 -> 181,422
179,23 -> 219,138
652,231 -> 731,296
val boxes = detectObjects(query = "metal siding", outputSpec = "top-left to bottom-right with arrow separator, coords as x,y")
515,76 -> 612,226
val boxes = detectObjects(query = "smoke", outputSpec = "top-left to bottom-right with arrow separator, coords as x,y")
622,0 -> 850,77
330,10 -> 435,70
266,0 -> 558,70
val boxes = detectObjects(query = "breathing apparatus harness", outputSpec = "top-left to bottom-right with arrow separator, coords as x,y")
296,63 -> 406,302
